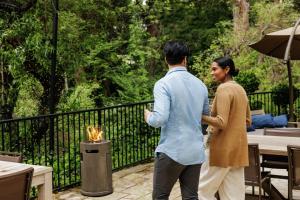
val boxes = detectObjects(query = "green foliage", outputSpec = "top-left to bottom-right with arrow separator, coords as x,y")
235,70 -> 260,93
190,20 -> 233,94
1,0 -> 300,119
147,0 -> 232,52
271,83 -> 299,107
14,76 -> 43,117
58,83 -> 100,112
191,1 -> 300,94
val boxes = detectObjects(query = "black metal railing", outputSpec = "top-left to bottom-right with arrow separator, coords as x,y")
247,90 -> 300,117
208,91 -> 300,118
0,100 -> 159,191
0,91 -> 299,191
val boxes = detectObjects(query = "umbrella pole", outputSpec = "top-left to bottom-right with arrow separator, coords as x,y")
287,60 -> 294,122
284,17 -> 300,122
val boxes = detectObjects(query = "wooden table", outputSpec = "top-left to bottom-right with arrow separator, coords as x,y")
247,134 -> 300,200
0,161 -> 53,200
248,134 -> 300,156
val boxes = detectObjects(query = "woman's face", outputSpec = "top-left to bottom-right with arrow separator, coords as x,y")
211,62 -> 229,82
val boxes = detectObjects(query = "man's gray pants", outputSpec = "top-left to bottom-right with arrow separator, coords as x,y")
152,153 -> 202,200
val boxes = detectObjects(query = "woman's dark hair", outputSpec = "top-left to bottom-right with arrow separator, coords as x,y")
163,41 -> 190,65
213,56 -> 239,77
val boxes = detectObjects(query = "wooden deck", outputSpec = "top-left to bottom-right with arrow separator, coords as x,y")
54,162 -> 300,200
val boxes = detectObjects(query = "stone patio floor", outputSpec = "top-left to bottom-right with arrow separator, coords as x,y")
54,162 -> 300,200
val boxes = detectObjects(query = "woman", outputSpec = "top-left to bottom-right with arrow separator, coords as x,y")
198,56 -> 251,200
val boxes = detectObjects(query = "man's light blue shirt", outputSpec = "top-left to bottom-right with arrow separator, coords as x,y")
147,66 -> 209,165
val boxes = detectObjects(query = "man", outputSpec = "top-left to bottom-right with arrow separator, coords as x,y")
144,41 -> 210,200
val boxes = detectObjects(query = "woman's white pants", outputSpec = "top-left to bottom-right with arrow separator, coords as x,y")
198,152 -> 245,200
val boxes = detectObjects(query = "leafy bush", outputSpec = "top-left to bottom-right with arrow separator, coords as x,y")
58,83 -> 101,112
14,76 -> 44,117
235,70 -> 260,94
271,83 -> 299,107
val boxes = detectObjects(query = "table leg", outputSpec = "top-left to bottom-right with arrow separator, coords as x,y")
37,172 -> 53,200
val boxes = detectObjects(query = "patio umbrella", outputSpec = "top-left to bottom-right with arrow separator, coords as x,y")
249,18 -> 300,121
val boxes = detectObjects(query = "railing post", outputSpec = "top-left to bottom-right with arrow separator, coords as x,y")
49,0 -> 59,175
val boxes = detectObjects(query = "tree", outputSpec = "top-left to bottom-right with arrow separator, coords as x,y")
233,0 -> 250,34
1,0 -> 298,120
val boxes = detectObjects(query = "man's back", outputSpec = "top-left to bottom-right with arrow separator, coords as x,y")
147,41 -> 209,200
147,67 -> 209,165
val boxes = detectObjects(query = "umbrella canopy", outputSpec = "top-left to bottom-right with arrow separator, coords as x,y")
249,19 -> 300,122
249,26 -> 300,60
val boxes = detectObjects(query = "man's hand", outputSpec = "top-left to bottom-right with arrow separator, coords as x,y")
144,109 -> 152,123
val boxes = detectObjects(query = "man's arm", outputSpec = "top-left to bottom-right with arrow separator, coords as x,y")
202,89 -> 210,116
145,82 -> 170,128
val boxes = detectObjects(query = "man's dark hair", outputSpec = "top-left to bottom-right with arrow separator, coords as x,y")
163,41 -> 190,65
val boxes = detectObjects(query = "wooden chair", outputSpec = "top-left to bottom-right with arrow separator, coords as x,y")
245,144 -> 271,200
0,151 -> 23,163
262,128 -> 300,179
288,145 -> 300,200
287,122 -> 300,128
0,167 -> 34,200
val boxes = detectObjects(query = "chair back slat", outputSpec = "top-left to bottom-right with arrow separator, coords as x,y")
0,151 -> 23,163
0,167 -> 33,200
288,146 -> 300,187
245,144 -> 260,183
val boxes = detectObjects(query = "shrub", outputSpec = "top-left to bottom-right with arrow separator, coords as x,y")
235,70 -> 260,94
271,83 -> 299,108
57,83 -> 101,112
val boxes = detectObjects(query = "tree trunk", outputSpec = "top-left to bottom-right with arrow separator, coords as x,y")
233,0 -> 250,34
1,57 -> 4,106
64,72 -> 69,92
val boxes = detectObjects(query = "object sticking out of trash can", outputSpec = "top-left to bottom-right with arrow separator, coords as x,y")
80,126 -> 113,197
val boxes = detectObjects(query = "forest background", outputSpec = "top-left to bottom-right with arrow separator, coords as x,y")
1,0 -> 300,118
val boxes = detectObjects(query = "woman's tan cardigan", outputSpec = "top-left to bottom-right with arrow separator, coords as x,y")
202,81 -> 251,168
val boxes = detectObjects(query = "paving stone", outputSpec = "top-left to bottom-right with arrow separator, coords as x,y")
123,184 -> 152,196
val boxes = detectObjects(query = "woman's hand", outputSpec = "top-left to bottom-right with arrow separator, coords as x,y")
207,125 -> 219,135
201,115 -> 209,125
